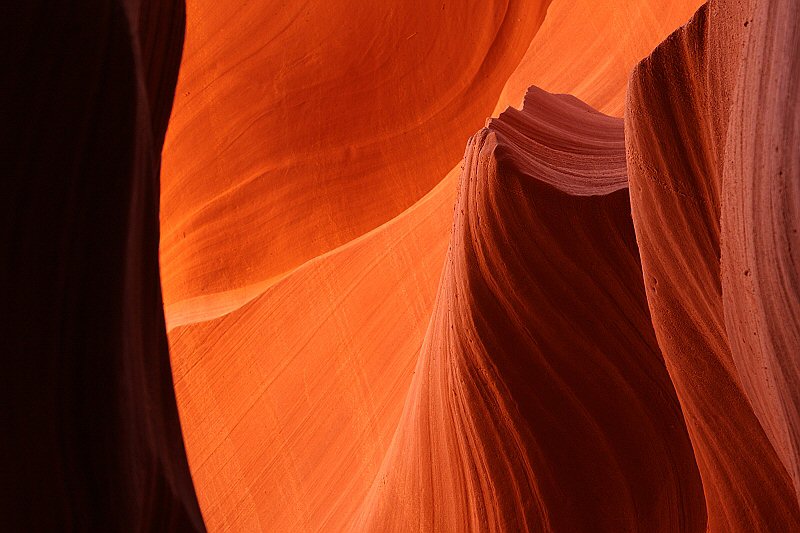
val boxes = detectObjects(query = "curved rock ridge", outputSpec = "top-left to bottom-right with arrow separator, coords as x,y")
626,0 -> 800,530
353,87 -> 705,532
1,1 -> 203,530
168,167 -> 458,531
162,0 -> 699,329
159,0 -> 550,317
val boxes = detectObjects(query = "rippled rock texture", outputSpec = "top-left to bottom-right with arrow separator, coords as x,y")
353,86 -> 705,533
626,0 -> 800,529
4,0 -> 799,531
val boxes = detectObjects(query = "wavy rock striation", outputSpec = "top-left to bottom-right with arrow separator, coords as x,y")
354,87 -> 705,532
0,1 -> 203,530
163,3 -> 723,530
626,0 -> 800,529
159,0 -> 550,319
5,0 -> 799,530
169,169 -> 458,531
720,0 -> 800,501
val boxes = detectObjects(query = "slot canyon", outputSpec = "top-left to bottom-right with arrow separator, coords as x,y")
2,0 -> 799,531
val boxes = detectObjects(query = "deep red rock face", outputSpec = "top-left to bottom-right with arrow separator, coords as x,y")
352,87 -> 706,533
4,0 -> 799,531
721,0 -> 800,503
626,0 -> 800,530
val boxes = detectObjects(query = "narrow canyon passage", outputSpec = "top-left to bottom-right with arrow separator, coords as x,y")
2,0 -> 799,531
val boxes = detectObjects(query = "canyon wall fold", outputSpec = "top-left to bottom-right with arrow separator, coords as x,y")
162,4 -> 726,530
354,87 -> 705,533
169,170 -> 458,531
720,0 -> 800,500
626,0 -> 800,529
159,0 -> 549,319
5,0 -> 800,530
0,2 -> 203,530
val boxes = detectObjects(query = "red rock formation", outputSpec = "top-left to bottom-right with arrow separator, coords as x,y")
354,87 -> 705,532
721,0 -> 800,500
626,0 -> 800,529
169,172 -> 457,531
0,1 -> 203,530
7,0 -> 798,529
159,0 -> 550,320
162,1 -> 776,529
